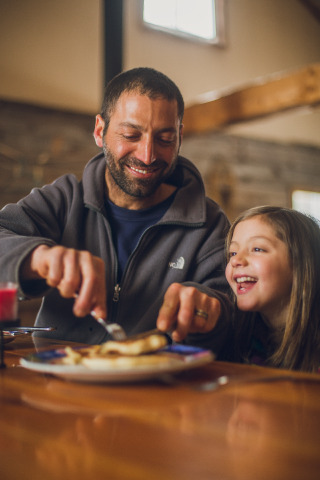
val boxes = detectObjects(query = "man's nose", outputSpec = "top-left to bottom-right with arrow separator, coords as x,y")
135,138 -> 156,165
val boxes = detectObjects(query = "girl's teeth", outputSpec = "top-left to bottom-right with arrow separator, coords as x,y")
236,276 -> 256,283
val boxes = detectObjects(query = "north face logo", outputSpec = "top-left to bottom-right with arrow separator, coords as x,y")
169,256 -> 185,270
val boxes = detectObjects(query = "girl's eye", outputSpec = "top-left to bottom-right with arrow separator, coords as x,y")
228,251 -> 237,258
253,247 -> 265,252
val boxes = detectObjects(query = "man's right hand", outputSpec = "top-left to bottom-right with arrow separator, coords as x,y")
22,245 -> 107,320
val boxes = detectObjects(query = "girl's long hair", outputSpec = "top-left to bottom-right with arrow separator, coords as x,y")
225,206 -> 320,372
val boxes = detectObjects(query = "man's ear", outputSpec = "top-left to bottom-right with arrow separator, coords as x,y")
93,115 -> 105,148
179,124 -> 184,148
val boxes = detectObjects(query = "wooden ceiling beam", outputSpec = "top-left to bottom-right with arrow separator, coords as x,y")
183,63 -> 320,135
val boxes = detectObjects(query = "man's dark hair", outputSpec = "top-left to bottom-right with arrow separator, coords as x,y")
100,67 -> 184,132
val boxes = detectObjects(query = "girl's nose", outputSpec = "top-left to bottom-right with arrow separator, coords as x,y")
230,252 -> 247,267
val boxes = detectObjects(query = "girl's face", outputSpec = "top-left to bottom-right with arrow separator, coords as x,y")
225,216 -> 293,327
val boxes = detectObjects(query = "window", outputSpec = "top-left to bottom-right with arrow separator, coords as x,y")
292,189 -> 320,222
142,0 -> 226,46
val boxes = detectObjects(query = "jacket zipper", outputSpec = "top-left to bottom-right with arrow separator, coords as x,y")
113,284 -> 121,302
111,221 -> 184,305
110,223 -> 158,309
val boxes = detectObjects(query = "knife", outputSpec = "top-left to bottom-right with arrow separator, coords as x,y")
3,327 -> 56,333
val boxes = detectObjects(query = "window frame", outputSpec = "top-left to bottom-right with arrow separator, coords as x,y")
140,0 -> 226,47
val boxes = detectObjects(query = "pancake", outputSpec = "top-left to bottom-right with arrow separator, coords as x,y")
99,333 -> 168,356
61,331 -> 169,368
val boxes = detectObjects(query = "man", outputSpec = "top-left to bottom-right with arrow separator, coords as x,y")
0,67 -> 231,353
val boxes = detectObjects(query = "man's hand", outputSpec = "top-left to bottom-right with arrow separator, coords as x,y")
156,283 -> 221,342
22,245 -> 107,320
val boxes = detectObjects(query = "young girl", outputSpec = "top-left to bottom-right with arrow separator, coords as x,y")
225,205 -> 320,372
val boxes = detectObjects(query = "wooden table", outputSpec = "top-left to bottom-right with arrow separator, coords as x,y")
1,335 -> 320,480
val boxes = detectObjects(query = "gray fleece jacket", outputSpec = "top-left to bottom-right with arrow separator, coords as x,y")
0,153 -> 231,354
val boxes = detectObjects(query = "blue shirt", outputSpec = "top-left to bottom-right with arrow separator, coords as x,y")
106,193 -> 176,280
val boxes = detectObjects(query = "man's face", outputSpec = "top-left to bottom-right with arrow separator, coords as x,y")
94,92 -> 183,208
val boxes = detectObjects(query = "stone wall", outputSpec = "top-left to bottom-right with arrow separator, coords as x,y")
181,132 -> 320,221
0,100 -> 100,208
1,99 -> 319,220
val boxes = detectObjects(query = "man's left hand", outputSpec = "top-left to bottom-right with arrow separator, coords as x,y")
156,283 -> 221,342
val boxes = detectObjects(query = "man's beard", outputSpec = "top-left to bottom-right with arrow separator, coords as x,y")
103,143 -> 178,198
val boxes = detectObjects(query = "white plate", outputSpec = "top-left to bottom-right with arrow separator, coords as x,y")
20,344 -> 214,383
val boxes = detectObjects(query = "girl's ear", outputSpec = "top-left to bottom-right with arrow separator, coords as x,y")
93,115 -> 105,148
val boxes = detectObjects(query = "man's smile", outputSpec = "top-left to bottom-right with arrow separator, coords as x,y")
128,164 -> 161,177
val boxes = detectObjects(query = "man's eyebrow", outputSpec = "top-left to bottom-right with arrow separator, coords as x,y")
118,122 -> 177,133
119,122 -> 140,129
119,122 -> 139,128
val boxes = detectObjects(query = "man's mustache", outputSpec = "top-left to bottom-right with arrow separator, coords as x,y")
122,157 -> 167,171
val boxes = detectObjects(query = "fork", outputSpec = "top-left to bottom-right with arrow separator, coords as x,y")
74,296 -> 171,342
73,294 -> 127,341
88,311 -> 172,343
88,309 -> 127,341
